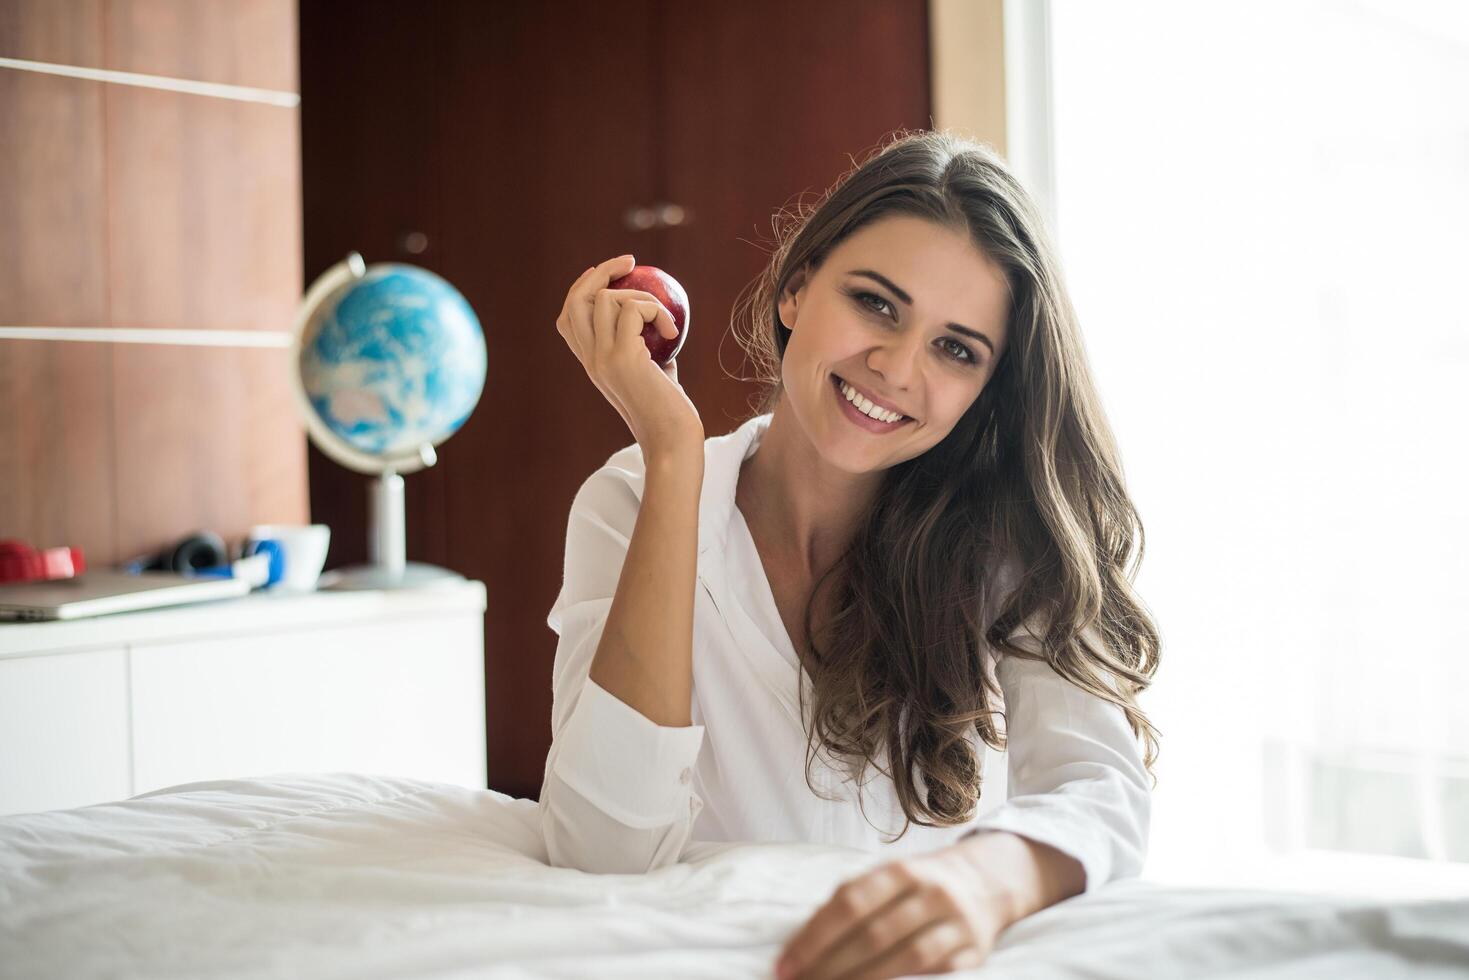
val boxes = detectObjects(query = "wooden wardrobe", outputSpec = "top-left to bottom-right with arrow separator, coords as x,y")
300,0 -> 934,800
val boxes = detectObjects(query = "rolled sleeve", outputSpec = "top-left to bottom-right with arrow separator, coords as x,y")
963,623 -> 1151,895
552,677 -> 705,829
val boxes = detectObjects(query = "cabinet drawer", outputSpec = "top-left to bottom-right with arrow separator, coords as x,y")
0,648 -> 131,815
129,613 -> 485,794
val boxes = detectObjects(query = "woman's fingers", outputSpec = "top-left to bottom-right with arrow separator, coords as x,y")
621,299 -> 675,349
615,299 -> 648,358
654,300 -> 677,340
614,290 -> 676,340
561,272 -> 594,361
564,255 -> 634,358
557,266 -> 594,358
778,866 -> 911,979
573,254 -> 635,308
592,286 -> 627,366
601,289 -> 675,339
798,890 -> 935,980
594,294 -> 669,365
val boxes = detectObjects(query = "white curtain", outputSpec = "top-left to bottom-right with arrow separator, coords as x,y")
1039,0 -> 1469,890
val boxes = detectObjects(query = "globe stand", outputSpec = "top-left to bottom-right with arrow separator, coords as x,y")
318,464 -> 464,592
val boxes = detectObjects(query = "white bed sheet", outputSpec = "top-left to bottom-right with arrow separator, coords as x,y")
0,773 -> 1464,979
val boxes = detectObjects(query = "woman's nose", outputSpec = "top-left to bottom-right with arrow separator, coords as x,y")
867,331 -> 924,387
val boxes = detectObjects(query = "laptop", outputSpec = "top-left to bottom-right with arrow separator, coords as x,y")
0,570 -> 251,622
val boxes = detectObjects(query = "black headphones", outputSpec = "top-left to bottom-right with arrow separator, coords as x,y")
125,531 -> 229,575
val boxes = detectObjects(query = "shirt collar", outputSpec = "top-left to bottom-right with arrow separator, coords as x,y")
698,413 -> 773,559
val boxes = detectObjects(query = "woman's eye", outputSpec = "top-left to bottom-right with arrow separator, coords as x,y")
853,291 -> 893,317
849,290 -> 978,365
939,337 -> 978,364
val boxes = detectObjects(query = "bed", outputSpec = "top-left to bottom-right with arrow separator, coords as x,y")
1,772 -> 1464,979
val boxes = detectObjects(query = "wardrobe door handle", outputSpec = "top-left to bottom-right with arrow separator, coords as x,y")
622,203 -> 692,230
623,205 -> 657,231
396,231 -> 429,255
655,202 -> 689,227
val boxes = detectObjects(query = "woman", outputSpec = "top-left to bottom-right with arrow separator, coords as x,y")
542,129 -> 1161,978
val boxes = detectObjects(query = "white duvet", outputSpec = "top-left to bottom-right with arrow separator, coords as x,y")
1,773 -> 1464,979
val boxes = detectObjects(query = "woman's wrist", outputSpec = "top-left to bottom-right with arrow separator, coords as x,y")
951,830 -> 1086,929
644,439 -> 705,477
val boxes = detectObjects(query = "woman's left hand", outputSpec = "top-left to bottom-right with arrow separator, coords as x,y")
774,843 -> 1014,979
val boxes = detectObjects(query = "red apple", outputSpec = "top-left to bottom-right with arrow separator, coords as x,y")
608,265 -> 690,366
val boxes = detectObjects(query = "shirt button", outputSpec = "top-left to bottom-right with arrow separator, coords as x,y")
679,767 -> 692,785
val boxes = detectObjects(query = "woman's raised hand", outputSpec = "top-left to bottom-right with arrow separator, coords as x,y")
556,254 -> 704,459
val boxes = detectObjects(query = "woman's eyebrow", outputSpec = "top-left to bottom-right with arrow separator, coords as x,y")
846,269 -> 995,354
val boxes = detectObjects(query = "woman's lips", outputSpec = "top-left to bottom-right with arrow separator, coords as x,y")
831,375 -> 914,433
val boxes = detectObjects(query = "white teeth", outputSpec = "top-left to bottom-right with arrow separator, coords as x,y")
838,379 -> 904,424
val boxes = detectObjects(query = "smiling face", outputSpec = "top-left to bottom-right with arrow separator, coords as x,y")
776,214 -> 1012,472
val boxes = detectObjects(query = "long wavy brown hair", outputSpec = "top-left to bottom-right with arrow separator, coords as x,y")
728,129 -> 1162,841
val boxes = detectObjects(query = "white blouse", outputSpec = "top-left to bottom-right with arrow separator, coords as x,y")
539,413 -> 1150,893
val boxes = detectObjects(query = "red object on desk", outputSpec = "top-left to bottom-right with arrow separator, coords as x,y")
0,540 -> 87,584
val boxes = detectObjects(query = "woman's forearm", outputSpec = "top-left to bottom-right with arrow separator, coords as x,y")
588,446 -> 705,728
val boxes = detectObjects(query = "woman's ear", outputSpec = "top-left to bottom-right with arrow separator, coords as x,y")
778,266 -> 810,330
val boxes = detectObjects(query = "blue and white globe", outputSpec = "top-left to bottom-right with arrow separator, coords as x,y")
294,255 -> 486,475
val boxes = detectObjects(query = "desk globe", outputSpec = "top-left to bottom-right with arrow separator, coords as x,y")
291,252 -> 487,589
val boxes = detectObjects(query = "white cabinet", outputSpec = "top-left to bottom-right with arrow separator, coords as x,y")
0,647 -> 133,814
0,581 -> 487,816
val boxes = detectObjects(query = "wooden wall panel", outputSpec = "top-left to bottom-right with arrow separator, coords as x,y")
0,67 -> 107,325
0,0 -> 101,65
0,341 -> 117,561
106,85 -> 302,332
104,0 -> 297,92
0,0 -> 295,92
0,7 -> 114,563
0,0 -> 306,568
110,344 -> 306,562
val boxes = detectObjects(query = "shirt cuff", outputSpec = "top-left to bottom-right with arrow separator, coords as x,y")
551,677 -> 706,829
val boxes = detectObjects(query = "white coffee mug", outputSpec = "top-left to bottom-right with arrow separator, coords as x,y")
247,524 -> 331,592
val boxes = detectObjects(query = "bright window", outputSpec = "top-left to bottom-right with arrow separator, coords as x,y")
1043,0 -> 1469,893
